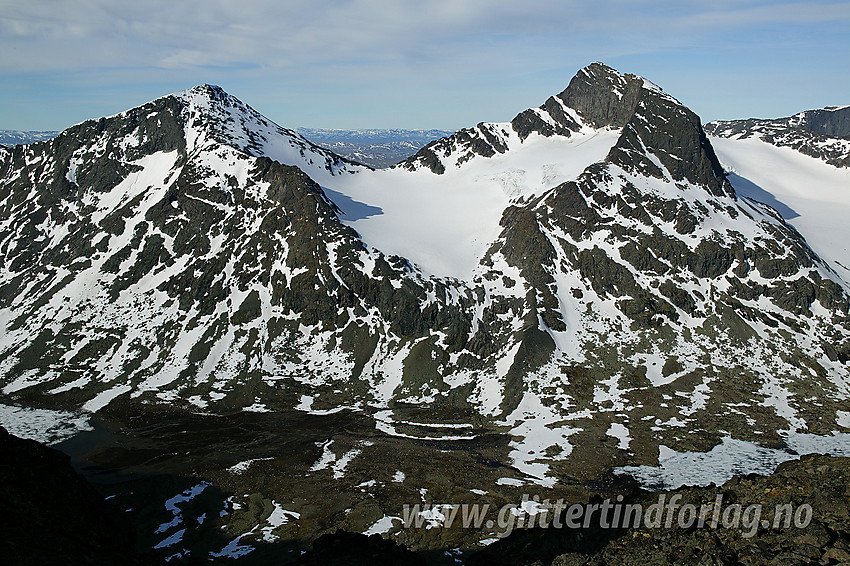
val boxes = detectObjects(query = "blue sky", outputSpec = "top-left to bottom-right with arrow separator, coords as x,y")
1,0 -> 848,131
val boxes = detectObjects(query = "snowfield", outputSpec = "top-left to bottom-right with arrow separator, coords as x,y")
323,126 -> 621,279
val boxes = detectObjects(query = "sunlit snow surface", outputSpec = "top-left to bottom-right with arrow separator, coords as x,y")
0,403 -> 92,445
711,135 -> 850,280
324,126 -> 621,279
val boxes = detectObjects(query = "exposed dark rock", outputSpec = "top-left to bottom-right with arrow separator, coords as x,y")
706,106 -> 850,168
292,530 -> 426,566
0,426 -> 165,565
557,61 -> 644,129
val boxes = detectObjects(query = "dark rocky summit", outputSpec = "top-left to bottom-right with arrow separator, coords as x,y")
795,106 -> 850,139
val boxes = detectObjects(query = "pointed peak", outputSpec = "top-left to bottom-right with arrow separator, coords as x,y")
555,62 -> 680,130
576,62 -> 662,93
578,61 -> 624,79
172,84 -> 239,107
189,83 -> 229,99
556,63 -> 645,129
185,83 -> 227,95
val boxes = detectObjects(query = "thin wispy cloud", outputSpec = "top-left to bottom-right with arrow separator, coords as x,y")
1,0 -> 848,129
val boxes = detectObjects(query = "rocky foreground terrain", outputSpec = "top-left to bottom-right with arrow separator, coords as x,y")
0,425 -> 164,566
472,453 -> 850,566
2,424 -> 848,565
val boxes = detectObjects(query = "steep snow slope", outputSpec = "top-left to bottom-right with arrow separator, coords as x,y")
174,85 -> 366,182
711,136 -> 850,280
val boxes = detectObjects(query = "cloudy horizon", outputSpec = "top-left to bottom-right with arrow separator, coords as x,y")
1,0 -> 848,132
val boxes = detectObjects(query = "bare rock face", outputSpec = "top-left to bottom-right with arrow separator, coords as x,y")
554,62 -> 645,130
795,106 -> 850,138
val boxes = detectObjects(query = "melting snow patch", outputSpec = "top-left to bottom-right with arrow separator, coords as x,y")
364,515 -> 401,536
156,483 -> 210,534
416,505 -> 452,529
501,391 -> 579,487
260,502 -> 300,542
496,477 -> 525,487
309,440 -> 336,472
210,533 -> 255,559
227,458 -> 273,475
309,439 -> 372,479
373,410 -> 478,441
295,395 -> 314,412
0,403 -> 93,445
606,423 -> 631,450
242,401 -> 270,413
154,529 -> 186,549
616,432 -> 850,490
82,384 -> 133,413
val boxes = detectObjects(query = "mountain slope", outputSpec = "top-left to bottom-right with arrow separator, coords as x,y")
705,105 -> 850,168
0,85 -> 476,415
2,66 -> 849,488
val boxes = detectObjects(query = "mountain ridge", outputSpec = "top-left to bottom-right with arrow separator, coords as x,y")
705,105 -> 850,168
1,64 -> 849,490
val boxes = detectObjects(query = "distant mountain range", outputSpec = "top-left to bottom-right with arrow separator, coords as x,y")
297,128 -> 455,168
0,130 -> 60,145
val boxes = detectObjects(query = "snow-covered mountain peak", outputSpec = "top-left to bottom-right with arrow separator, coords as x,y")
399,63 -> 697,179
164,84 -> 367,181
326,63 -> 732,279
